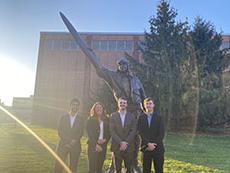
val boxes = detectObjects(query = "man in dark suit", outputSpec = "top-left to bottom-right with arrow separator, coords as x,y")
109,97 -> 137,173
138,97 -> 165,173
54,98 -> 84,173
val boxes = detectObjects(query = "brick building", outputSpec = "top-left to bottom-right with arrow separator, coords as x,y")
32,32 -> 144,126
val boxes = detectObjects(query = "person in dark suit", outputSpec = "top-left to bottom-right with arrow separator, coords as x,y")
138,97 -> 165,173
109,97 -> 137,173
54,98 -> 84,173
86,102 -> 110,173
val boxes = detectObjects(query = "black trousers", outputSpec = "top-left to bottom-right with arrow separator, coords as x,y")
114,151 -> 133,173
142,151 -> 164,173
87,146 -> 106,173
54,146 -> 80,173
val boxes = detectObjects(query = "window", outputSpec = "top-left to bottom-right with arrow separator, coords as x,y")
100,41 -> 108,51
53,40 -> 62,50
108,40 -> 116,51
43,39 -> 135,52
44,40 -> 53,49
70,41 -> 78,50
62,40 -> 71,50
92,40 -> 100,50
117,41 -> 125,51
221,41 -> 230,49
126,41 -> 134,51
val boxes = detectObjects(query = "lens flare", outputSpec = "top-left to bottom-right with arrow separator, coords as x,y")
0,105 -> 72,173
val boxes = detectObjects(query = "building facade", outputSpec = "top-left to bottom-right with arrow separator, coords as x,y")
32,32 -> 144,126
221,35 -> 230,50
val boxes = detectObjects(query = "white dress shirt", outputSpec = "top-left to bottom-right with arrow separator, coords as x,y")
119,111 -> 126,127
147,113 -> 152,127
98,120 -> 104,140
69,113 -> 77,128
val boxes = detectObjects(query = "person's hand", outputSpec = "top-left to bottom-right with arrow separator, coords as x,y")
70,139 -> 76,146
64,144 -> 72,150
147,143 -> 157,151
120,141 -> 128,151
97,139 -> 106,145
96,144 -> 103,152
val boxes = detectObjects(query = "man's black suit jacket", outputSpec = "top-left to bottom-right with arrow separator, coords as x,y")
57,114 -> 84,152
109,111 -> 137,153
137,112 -> 165,154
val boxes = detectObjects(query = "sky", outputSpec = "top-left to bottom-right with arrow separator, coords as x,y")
0,0 -> 230,105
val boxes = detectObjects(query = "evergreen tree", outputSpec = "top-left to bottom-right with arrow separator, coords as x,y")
129,0 -> 193,130
190,17 -> 229,128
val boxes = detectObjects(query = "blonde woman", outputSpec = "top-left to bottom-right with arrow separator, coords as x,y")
86,102 -> 110,173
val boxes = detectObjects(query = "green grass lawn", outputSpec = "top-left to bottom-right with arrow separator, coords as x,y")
0,124 -> 229,173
